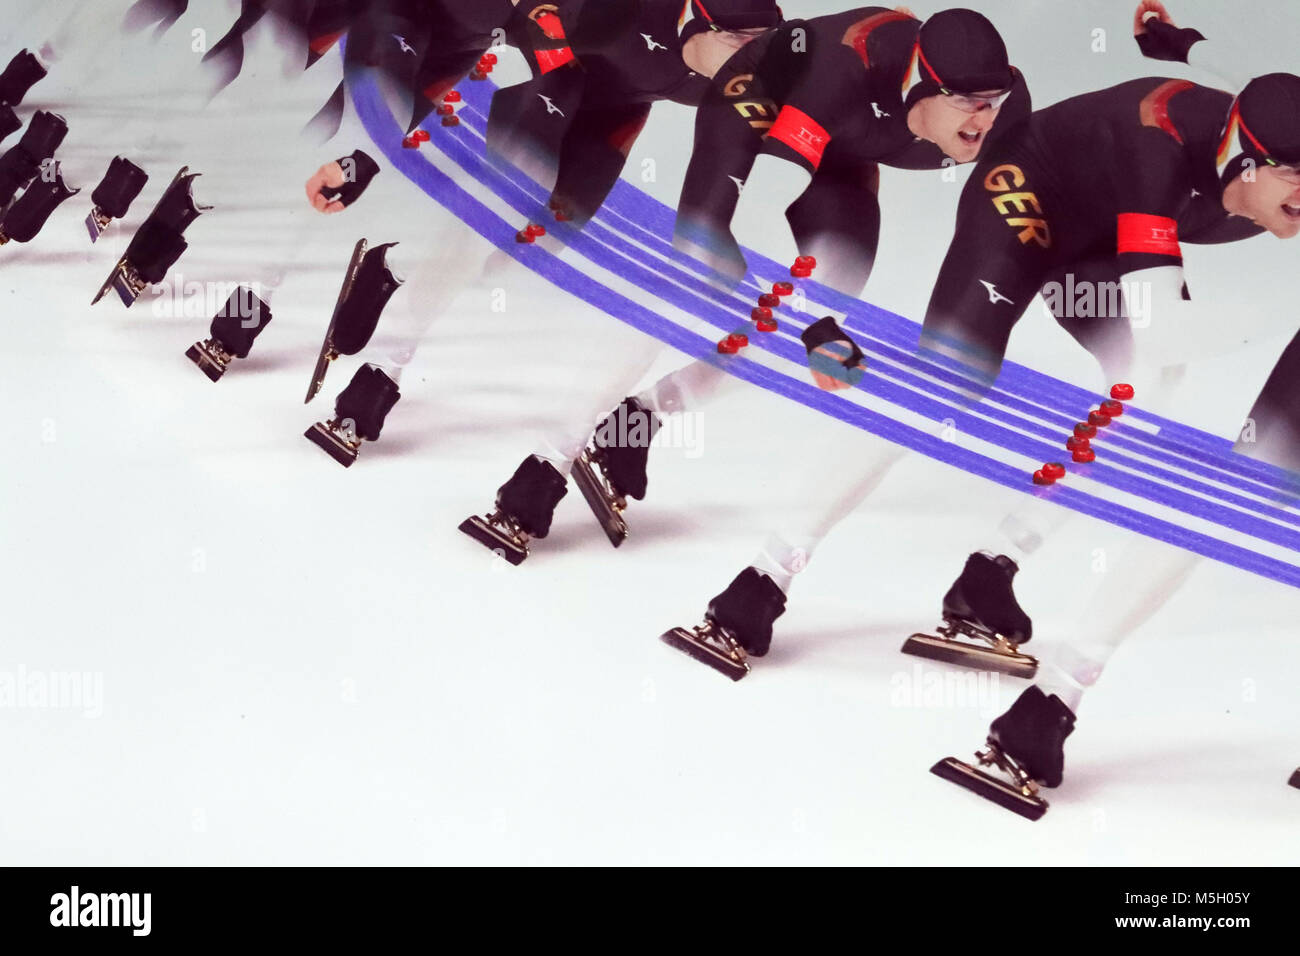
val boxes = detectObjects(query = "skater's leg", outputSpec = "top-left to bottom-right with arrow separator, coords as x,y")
1033,535 -> 1201,712
633,354 -> 747,418
532,338 -> 666,475
749,429 -> 910,592
350,214 -> 481,383
1235,322 -> 1300,475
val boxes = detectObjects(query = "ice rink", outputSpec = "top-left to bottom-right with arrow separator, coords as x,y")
1,0 -> 1298,865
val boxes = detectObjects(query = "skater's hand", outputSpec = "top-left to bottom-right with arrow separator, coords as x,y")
1133,0 -> 1174,35
801,316 -> 866,391
305,161 -> 347,214
809,341 -> 867,391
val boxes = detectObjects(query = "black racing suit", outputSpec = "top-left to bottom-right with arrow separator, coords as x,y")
920,77 -> 1263,386
673,6 -> 1029,291
487,0 -> 726,226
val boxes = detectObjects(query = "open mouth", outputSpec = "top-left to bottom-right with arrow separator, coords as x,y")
1282,202 -> 1300,220
958,129 -> 983,145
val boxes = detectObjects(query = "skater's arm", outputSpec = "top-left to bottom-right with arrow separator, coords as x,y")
1116,263 -> 1233,406
729,154 -> 810,274
1134,1 -> 1248,91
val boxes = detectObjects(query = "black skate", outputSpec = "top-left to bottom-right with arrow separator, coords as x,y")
902,552 -> 1037,678
0,160 -> 76,245
0,109 -> 68,209
0,105 -> 18,148
186,286 -> 273,381
304,239 -> 402,402
459,455 -> 568,565
92,166 -> 210,307
660,567 -> 787,681
305,364 -> 400,466
931,686 -> 1077,821
0,49 -> 46,108
1289,768 -> 1300,790
571,397 -> 661,547
86,156 -> 149,242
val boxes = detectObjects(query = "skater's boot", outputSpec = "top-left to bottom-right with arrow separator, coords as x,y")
571,397 -> 661,547
186,287 -> 273,381
660,567 -> 787,681
86,156 -> 149,241
304,240 -> 403,401
0,105 -> 18,148
459,455 -> 569,565
931,686 -> 1076,821
0,110 -> 67,207
0,50 -> 46,107
305,364 -> 400,466
902,552 -> 1037,678
0,160 -> 76,244
92,167 -> 211,307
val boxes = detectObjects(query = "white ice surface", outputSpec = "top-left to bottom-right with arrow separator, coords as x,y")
1,0 -> 1298,865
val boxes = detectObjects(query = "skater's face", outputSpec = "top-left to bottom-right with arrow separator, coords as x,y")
907,93 -> 1003,163
1223,163 -> 1300,238
683,27 -> 769,78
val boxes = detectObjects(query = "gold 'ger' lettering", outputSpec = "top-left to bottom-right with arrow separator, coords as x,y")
983,163 -> 1051,248
724,74 -> 777,131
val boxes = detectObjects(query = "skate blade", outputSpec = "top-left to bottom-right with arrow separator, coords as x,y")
659,627 -> 749,681
930,757 -> 1047,821
457,516 -> 528,565
1289,768 -> 1300,790
185,342 -> 227,382
901,633 -> 1038,679
85,209 -> 110,243
304,422 -> 359,467
305,238 -> 367,403
570,455 -> 628,548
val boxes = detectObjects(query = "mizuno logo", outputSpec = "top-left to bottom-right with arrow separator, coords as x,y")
392,34 -> 415,55
641,34 -> 667,52
979,280 -> 1014,305
538,94 -> 565,116
871,102 -> 890,118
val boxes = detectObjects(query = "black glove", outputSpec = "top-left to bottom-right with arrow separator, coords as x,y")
801,316 -> 865,368
323,149 -> 380,207
1136,18 -> 1204,63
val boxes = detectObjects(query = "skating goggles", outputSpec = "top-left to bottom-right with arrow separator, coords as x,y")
938,87 -> 1014,113
914,42 -> 1014,113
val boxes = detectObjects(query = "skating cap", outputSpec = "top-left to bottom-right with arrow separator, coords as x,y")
681,0 -> 783,43
904,8 -> 1014,108
1218,72 -> 1300,183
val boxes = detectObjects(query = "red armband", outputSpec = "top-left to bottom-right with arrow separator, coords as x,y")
767,106 -> 832,170
535,46 -> 575,74
1117,213 -> 1181,258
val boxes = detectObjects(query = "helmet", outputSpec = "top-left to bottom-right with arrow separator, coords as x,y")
681,0 -> 783,43
904,8 -> 1014,109
1219,72 -> 1300,182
